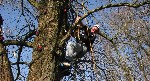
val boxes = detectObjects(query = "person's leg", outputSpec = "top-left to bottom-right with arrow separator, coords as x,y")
80,45 -> 87,56
59,42 -> 86,75
60,42 -> 75,68
65,41 -> 75,61
65,41 -> 82,61
76,44 -> 87,58
62,42 -> 83,66
61,41 -> 84,68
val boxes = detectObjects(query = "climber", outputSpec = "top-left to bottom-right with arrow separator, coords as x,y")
61,16 -> 100,67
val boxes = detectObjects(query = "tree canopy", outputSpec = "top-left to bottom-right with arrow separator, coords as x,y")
0,0 -> 150,81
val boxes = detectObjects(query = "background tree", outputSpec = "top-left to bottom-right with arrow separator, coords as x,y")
0,0 -> 150,81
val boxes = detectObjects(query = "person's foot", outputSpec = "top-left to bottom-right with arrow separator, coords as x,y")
59,62 -> 71,76
63,69 -> 71,76
62,62 -> 71,67
59,62 -> 71,69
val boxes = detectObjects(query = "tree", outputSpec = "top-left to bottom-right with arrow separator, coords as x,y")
0,0 -> 150,81
0,14 -> 13,81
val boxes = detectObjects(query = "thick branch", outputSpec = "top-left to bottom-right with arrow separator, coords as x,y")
11,62 -> 29,65
27,0 -> 38,8
24,30 -> 36,41
60,1 -> 150,46
3,29 -> 36,47
98,32 -> 114,44
15,46 -> 23,81
3,40 -> 33,48
79,1 -> 150,22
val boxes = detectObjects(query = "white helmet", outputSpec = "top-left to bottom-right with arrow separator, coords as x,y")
93,24 -> 100,29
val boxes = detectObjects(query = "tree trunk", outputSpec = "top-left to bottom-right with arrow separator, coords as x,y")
27,1 -> 66,81
0,44 -> 14,81
0,22 -> 13,81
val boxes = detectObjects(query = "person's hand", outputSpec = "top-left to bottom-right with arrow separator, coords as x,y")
75,16 -> 81,23
75,16 -> 84,28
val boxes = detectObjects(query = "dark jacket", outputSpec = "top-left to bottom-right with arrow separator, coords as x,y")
75,26 -> 96,51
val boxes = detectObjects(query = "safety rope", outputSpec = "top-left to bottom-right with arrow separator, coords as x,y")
77,24 -> 80,41
89,31 -> 96,70
82,0 -> 96,71
76,0 -> 80,42
69,0 -> 99,74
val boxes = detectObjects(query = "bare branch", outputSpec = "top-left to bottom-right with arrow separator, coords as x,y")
14,46 -> 23,81
4,30 -> 36,47
3,40 -> 33,48
11,62 -> 29,65
79,1 -> 150,22
60,1 -> 150,46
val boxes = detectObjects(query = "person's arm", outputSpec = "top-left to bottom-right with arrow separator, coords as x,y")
71,16 -> 87,37
74,16 -> 89,30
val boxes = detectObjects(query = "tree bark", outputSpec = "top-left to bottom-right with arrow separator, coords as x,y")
0,17 -> 13,81
0,45 -> 14,81
27,0 -> 66,81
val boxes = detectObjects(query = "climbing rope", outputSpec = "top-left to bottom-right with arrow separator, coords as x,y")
75,0 -> 97,71
82,0 -> 97,71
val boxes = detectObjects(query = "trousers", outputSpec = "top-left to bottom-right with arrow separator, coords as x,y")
65,41 -> 87,61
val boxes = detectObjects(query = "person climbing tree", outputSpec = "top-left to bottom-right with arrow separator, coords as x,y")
59,16 -> 100,75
